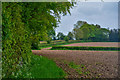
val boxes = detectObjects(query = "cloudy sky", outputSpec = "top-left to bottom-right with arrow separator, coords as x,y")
55,2 -> 118,35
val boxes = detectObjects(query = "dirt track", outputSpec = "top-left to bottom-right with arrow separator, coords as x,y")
32,49 -> 119,78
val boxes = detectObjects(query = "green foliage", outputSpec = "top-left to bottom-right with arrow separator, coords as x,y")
46,37 -> 52,44
64,36 -> 69,42
51,46 -> 120,51
39,40 -> 82,49
2,54 -> 66,78
109,29 -> 120,42
80,24 -> 90,40
47,28 -> 56,40
22,2 -> 75,48
26,54 -> 66,78
2,3 -> 32,78
72,21 -> 110,41
57,32 -> 65,40
30,35 -> 40,49
73,21 -> 85,40
2,2 -> 75,78
67,32 -> 73,40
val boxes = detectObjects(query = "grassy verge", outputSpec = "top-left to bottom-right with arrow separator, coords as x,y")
12,54 -> 66,78
51,46 -> 120,51
39,40 -> 83,49
29,54 -> 66,78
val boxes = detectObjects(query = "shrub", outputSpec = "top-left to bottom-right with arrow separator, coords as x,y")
64,36 -> 69,42
31,36 -> 40,50
46,37 -> 52,44
2,3 -> 32,78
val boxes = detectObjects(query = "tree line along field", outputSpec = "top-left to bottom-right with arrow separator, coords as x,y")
50,21 -> 120,44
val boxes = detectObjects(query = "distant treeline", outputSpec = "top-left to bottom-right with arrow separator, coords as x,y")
50,21 -> 120,42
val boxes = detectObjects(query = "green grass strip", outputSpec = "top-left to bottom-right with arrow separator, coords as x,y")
39,41 -> 83,49
14,54 -> 67,78
51,46 -> 120,51
29,54 -> 66,78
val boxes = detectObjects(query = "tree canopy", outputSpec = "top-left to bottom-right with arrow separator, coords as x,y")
72,21 -> 110,41
2,2 -> 75,78
57,32 -> 65,40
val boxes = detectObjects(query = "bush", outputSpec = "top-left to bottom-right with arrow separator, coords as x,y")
64,36 -> 69,42
31,35 -> 40,50
47,40 -> 51,44
2,3 -> 32,78
31,42 -> 40,50
46,37 -> 52,44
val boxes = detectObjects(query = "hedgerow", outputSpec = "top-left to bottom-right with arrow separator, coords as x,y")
2,3 -> 32,78
2,2 -> 75,78
51,46 -> 120,51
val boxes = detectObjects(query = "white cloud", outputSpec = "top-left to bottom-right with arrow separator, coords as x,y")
56,2 -> 118,35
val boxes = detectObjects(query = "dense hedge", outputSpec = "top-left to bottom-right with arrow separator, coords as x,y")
2,2 -> 75,78
2,3 -> 32,78
51,46 -> 120,51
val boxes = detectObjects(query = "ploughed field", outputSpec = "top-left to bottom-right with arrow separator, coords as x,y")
63,42 -> 119,47
32,42 -> 119,78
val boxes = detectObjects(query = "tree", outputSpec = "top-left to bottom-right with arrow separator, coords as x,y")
2,2 -> 75,78
109,29 -> 119,42
67,32 -> 73,40
21,2 -> 75,49
64,36 -> 69,42
74,21 -> 87,28
72,20 -> 110,41
2,3 -> 32,77
46,37 -> 52,44
80,24 -> 90,40
72,21 -> 88,40
57,32 -> 65,40
118,29 -> 120,42
73,28 -> 83,40
47,28 -> 56,40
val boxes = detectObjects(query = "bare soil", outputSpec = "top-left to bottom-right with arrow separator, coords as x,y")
63,42 -> 119,47
32,50 -> 119,78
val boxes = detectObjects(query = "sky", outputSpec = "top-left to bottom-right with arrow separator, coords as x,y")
55,2 -> 118,35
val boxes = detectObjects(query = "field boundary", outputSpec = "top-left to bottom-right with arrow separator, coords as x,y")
51,46 -> 120,51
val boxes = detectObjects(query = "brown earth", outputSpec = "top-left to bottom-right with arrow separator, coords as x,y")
41,47 -> 52,50
32,49 -> 119,78
63,42 -> 119,47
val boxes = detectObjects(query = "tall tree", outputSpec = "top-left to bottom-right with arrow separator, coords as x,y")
80,24 -> 90,40
73,27 -> 83,40
109,29 -> 119,42
72,20 -> 109,41
2,2 -> 75,78
67,32 -> 73,40
57,32 -> 65,40
2,3 -> 32,77
47,28 -> 56,40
